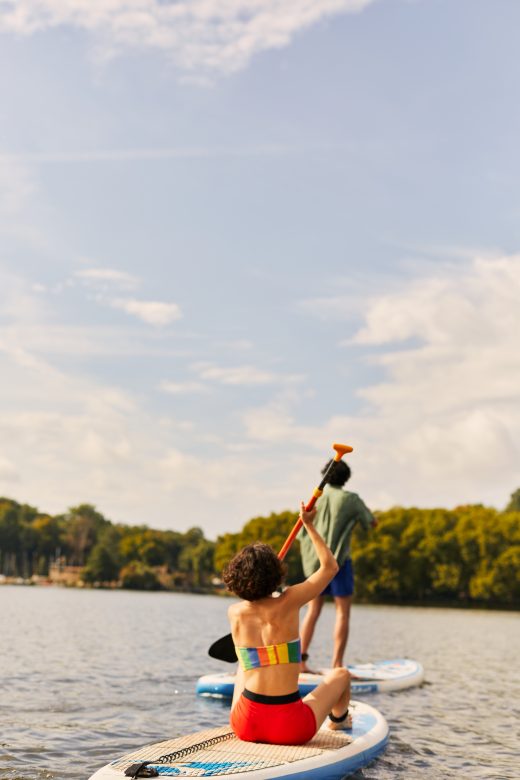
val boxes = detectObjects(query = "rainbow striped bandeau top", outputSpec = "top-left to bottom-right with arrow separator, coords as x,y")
235,638 -> 302,671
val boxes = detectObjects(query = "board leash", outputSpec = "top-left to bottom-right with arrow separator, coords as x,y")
124,729 -> 235,777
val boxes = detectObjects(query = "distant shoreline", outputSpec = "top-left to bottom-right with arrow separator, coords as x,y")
0,575 -> 221,596
2,579 -> 518,611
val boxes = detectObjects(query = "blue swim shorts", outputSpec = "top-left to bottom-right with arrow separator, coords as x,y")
321,558 -> 354,598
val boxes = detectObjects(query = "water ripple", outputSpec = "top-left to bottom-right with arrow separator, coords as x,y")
1,587 -> 519,779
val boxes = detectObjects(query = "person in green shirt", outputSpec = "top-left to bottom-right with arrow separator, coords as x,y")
298,458 -> 376,672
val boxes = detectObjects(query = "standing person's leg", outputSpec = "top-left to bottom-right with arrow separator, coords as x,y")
331,595 -> 352,667
302,667 -> 352,730
329,557 -> 354,668
300,595 -> 324,672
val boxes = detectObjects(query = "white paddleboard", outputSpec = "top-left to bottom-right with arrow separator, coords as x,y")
196,658 -> 424,699
88,700 -> 388,780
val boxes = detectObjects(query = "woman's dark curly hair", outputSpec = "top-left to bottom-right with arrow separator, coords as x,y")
222,542 -> 286,601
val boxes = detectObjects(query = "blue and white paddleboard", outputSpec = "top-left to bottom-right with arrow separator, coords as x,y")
196,658 -> 424,699
88,700 -> 388,780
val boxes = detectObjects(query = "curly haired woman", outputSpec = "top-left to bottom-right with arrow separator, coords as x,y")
222,503 -> 351,746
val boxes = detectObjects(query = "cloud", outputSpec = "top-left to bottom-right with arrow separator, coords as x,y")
72,266 -> 183,327
193,362 -> 279,386
0,0 -> 377,77
110,297 -> 182,326
159,362 -> 304,400
160,380 -> 208,395
2,252 -> 519,536
191,361 -> 304,386
248,255 -> 520,510
75,267 -> 139,291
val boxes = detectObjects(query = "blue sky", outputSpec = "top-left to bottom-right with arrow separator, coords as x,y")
1,0 -> 519,536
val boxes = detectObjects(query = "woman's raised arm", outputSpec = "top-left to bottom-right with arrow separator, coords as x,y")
283,502 -> 338,608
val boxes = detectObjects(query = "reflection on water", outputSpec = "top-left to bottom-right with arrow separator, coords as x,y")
0,586 -> 518,779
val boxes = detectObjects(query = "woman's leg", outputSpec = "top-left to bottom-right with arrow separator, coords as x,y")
300,595 -> 324,672
302,667 -> 351,731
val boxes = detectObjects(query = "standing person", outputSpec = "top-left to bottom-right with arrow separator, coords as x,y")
223,503 -> 352,745
299,459 -> 376,673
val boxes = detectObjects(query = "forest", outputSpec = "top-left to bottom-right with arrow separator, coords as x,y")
1,489 -> 519,606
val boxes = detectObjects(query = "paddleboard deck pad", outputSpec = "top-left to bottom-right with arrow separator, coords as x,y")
89,700 -> 388,780
197,658 -> 424,699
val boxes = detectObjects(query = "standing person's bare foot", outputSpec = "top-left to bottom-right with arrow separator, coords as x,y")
300,653 -> 322,675
300,661 -> 322,674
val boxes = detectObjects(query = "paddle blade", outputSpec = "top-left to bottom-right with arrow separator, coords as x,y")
208,632 -> 237,663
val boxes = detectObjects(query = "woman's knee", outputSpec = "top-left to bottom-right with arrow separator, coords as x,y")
330,666 -> 350,685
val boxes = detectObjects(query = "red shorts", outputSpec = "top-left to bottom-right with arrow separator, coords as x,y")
230,689 -> 317,745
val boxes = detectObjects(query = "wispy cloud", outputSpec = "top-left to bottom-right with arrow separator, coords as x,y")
190,361 -> 304,387
75,267 -> 139,291
0,0 -> 377,78
159,362 -> 304,396
193,362 -> 279,386
160,380 -> 208,395
73,266 -> 183,326
110,297 -> 182,326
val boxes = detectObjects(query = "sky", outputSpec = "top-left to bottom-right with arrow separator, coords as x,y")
1,0 -> 520,538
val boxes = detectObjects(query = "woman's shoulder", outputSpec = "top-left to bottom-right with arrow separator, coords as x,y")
228,600 -> 243,618
276,586 -> 303,608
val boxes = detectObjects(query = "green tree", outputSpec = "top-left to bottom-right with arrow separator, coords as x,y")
120,561 -> 161,590
0,499 -> 22,574
63,504 -> 109,565
214,510 -> 303,585
83,543 -> 120,583
178,537 -> 215,586
505,488 -> 520,513
30,514 -> 63,574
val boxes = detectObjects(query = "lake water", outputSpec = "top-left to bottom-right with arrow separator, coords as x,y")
0,586 -> 518,779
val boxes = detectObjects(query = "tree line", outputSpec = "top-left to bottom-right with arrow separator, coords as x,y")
1,490 -> 519,605
0,498 -> 215,590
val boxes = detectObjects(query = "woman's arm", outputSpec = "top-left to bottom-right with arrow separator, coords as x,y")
283,502 -> 339,608
228,604 -> 246,710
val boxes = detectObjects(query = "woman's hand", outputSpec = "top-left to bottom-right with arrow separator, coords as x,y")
299,501 -> 317,530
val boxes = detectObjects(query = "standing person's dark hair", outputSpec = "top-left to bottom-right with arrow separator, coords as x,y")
299,459 -> 376,672
322,459 -> 351,488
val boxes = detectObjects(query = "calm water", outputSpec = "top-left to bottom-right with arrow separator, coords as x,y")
0,586 -> 518,780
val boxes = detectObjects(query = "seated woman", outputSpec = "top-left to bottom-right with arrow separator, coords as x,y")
222,503 -> 351,745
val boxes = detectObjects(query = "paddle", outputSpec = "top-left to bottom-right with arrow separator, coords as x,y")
208,442 -> 353,662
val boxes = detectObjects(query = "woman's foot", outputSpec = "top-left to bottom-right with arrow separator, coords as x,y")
328,709 -> 353,730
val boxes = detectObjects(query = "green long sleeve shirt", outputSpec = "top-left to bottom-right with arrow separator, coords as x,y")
299,485 -> 374,577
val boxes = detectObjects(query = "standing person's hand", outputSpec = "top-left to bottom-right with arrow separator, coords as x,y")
299,501 -> 317,530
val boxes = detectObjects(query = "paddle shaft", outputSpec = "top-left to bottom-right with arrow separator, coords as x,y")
277,453 -> 347,560
208,443 -> 352,662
